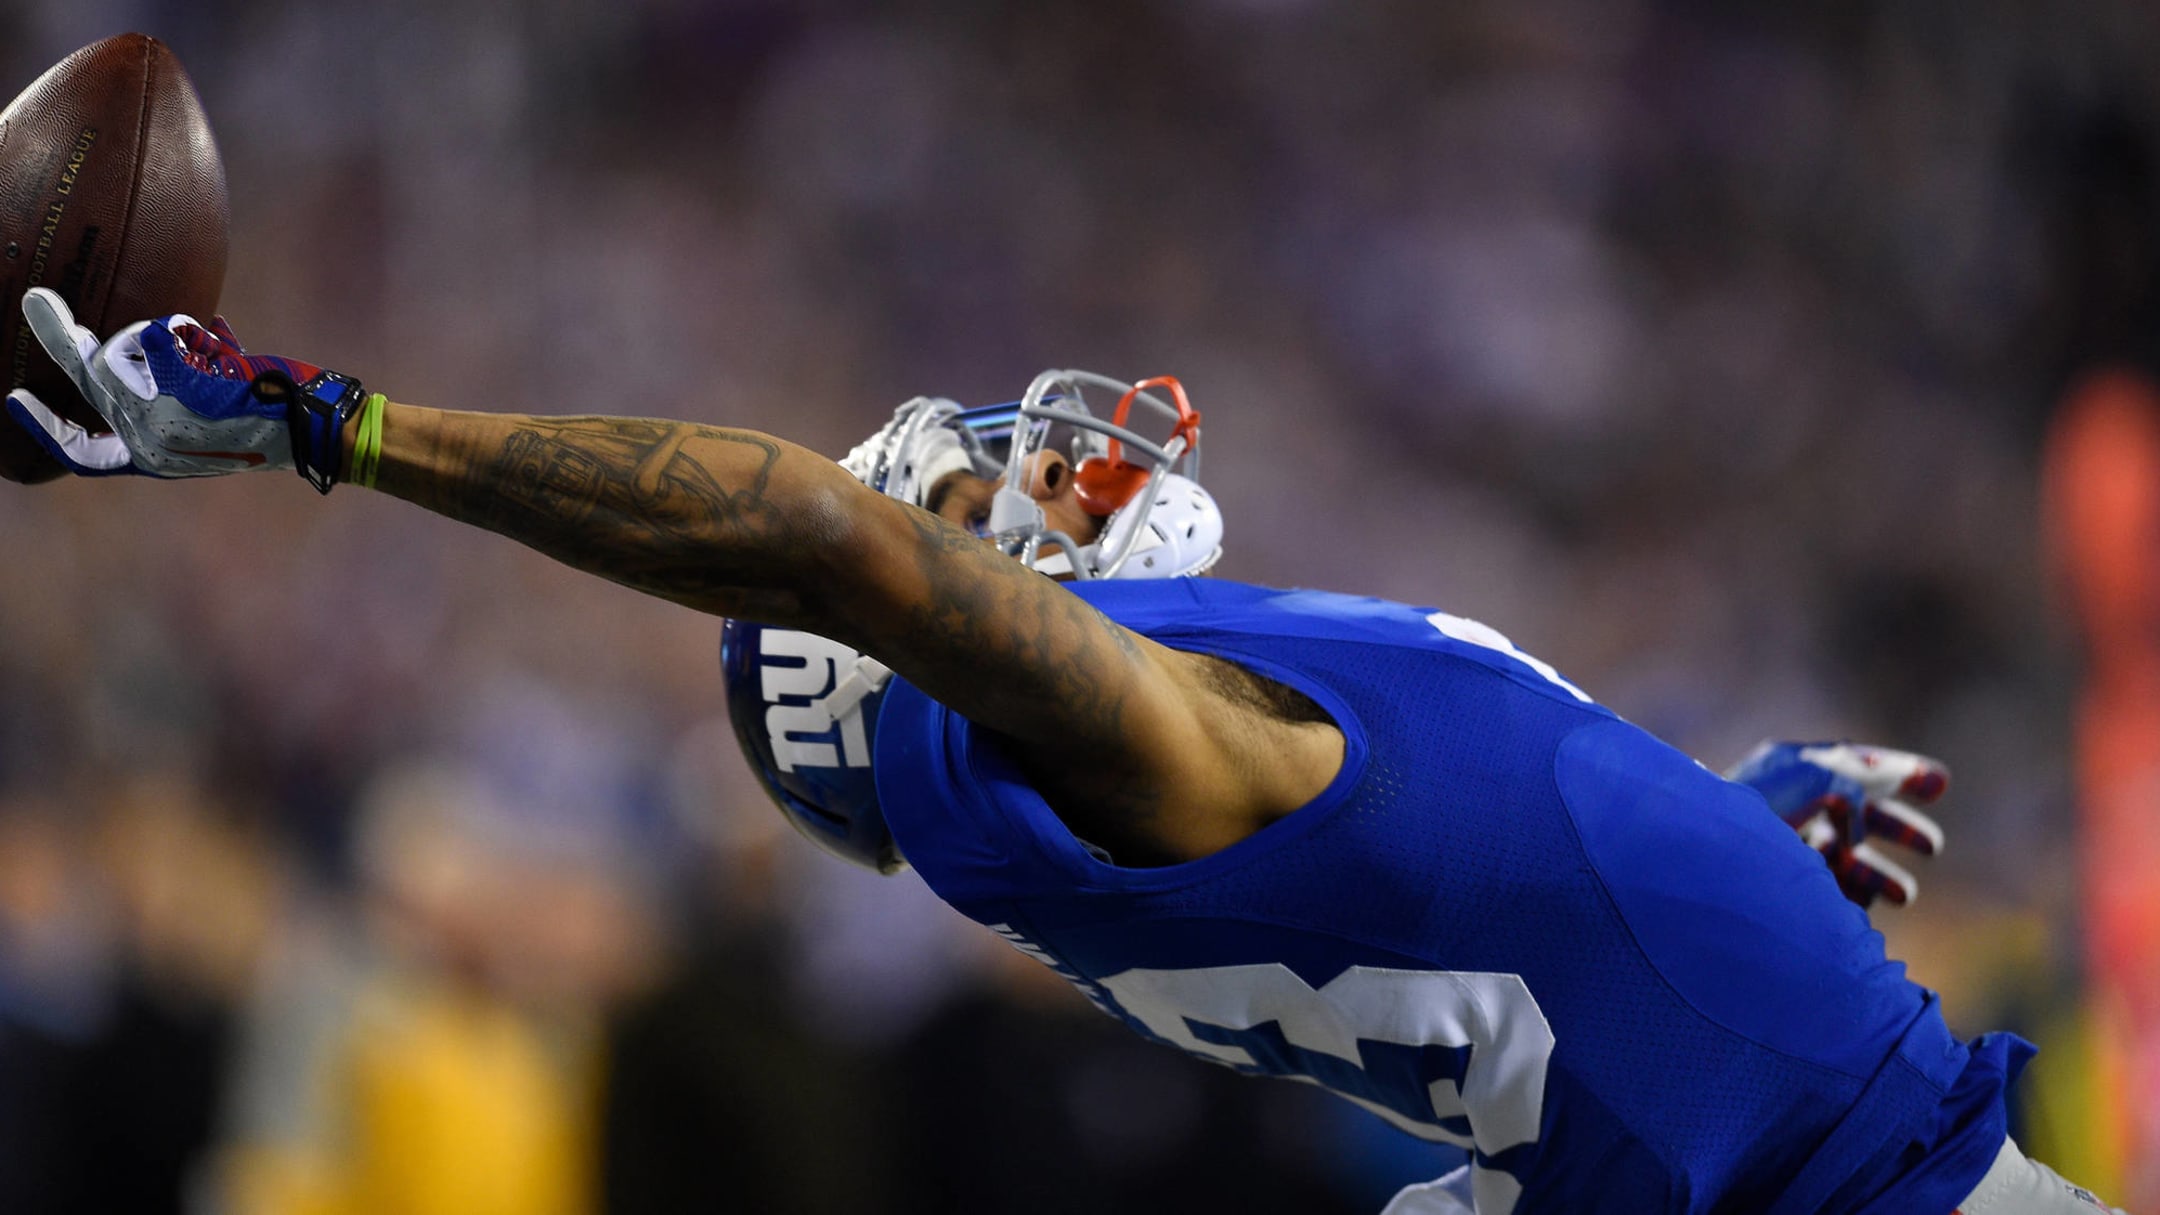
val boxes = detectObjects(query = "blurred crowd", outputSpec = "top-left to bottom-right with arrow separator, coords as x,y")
2,0 -> 2159,1210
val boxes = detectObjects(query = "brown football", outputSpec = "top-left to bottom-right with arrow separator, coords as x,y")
0,34 -> 230,483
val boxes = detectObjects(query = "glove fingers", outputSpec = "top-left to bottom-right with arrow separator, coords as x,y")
1792,809 -> 1839,853
1863,796 -> 1944,856
19,288 -> 100,402
1796,743 -> 1950,802
5,391 -> 136,475
205,315 -> 245,351
1843,745 -> 1950,803
91,320 -> 175,408
1879,750 -> 1949,805
1837,842 -> 1919,908
1824,791 -> 1860,840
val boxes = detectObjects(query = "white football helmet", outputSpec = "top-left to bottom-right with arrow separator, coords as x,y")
843,369 -> 1223,580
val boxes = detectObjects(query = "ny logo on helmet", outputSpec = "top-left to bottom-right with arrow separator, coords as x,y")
755,630 -> 884,771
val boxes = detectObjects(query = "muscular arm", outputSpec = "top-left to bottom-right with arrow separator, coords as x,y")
373,405 -> 833,620
366,403 -> 1339,862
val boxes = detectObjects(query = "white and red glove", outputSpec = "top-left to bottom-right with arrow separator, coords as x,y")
4,286 -> 366,490
1725,741 -> 1948,909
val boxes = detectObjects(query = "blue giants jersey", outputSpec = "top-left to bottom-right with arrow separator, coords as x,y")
872,579 -> 2027,1215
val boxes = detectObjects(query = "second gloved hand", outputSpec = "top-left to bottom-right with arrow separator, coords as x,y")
1726,741 -> 1949,909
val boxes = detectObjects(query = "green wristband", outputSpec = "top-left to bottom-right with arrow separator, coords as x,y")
354,392 -> 387,489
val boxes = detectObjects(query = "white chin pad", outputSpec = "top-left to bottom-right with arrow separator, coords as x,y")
988,485 -> 1042,534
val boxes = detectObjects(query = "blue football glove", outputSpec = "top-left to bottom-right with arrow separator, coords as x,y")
1725,741 -> 1948,909
4,286 -> 365,490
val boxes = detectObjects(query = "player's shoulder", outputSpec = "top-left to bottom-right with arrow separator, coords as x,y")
1072,577 -> 1443,641
1073,578 -> 1605,710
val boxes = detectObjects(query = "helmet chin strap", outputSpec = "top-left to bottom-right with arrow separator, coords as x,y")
987,484 -> 1042,535
1029,527 -> 1165,579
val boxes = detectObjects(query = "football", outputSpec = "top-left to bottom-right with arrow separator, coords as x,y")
0,33 -> 229,483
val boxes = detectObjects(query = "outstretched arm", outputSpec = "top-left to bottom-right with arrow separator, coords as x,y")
365,403 -> 1168,769
3,292 -> 1341,863
376,404 -> 1335,862
370,405 -> 829,620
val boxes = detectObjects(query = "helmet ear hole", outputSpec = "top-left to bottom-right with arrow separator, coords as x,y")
1074,456 -> 1149,515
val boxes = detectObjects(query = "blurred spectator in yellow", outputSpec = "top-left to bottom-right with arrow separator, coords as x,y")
222,761 -> 655,1215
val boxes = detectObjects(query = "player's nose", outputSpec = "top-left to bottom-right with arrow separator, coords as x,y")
1025,451 -> 1073,501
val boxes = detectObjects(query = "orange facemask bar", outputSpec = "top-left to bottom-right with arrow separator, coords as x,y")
1073,376 -> 1203,515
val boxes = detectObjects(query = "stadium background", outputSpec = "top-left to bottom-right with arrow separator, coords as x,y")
1,0 -> 2157,1211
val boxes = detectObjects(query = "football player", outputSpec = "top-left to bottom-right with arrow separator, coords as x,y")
3,287 -> 2127,1214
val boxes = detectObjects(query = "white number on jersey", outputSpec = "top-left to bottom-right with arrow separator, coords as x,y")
1098,963 -> 1553,1214
1425,612 -> 1590,703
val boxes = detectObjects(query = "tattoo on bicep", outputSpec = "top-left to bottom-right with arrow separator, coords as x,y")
892,505 -> 1143,739
887,505 -> 1171,844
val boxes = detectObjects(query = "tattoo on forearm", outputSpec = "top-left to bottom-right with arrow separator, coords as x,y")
400,409 -> 1170,852
415,416 -> 795,608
